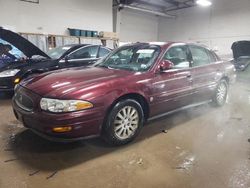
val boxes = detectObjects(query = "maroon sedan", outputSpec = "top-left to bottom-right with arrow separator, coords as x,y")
12,42 -> 236,145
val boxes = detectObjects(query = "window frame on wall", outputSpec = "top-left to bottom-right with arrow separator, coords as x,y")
20,0 -> 39,4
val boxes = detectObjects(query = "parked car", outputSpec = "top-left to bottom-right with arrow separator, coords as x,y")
0,28 -> 111,93
231,41 -> 250,71
12,42 -> 236,145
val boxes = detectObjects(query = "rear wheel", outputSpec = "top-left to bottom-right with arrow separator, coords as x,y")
212,79 -> 228,107
103,99 -> 144,146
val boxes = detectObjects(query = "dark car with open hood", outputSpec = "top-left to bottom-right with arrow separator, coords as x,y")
0,28 -> 111,93
231,41 -> 250,71
12,42 -> 236,145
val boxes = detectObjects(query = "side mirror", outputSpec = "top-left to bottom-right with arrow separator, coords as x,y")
64,55 -> 70,62
59,55 -> 70,63
158,60 -> 174,72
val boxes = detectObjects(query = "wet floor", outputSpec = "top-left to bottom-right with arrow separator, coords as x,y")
0,82 -> 249,188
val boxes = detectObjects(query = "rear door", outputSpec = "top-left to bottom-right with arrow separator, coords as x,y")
150,45 -> 194,116
188,45 -> 221,103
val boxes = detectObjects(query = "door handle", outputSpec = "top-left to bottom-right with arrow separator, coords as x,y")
186,74 -> 192,78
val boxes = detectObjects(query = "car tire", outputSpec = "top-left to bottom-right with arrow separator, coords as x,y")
212,79 -> 228,107
103,99 -> 144,146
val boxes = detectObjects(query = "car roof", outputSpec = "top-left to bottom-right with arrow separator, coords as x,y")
123,42 -> 211,50
62,44 -> 82,47
60,44 -> 111,50
62,44 -> 90,48
53,44 -> 112,59
122,42 -> 169,48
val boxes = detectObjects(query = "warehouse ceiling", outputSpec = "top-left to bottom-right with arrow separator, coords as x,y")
114,0 -> 196,13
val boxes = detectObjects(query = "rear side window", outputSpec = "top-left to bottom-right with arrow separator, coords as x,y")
98,47 -> 110,58
163,45 -> 190,69
189,46 -> 210,67
69,46 -> 98,59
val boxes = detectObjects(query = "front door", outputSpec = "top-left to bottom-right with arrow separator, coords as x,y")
150,45 -> 194,116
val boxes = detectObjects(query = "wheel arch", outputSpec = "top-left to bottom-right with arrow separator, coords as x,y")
102,92 -> 150,132
111,93 -> 149,120
101,92 -> 148,145
220,76 -> 230,85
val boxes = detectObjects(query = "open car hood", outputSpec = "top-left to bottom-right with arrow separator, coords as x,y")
0,28 -> 50,58
231,41 -> 250,59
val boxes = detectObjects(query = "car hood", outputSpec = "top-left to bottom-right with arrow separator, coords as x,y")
21,67 -> 133,97
0,58 -> 54,72
0,59 -> 29,70
231,41 -> 250,59
0,28 -> 50,58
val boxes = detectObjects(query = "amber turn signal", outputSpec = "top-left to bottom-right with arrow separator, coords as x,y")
14,78 -> 20,84
52,126 -> 72,133
76,101 -> 93,110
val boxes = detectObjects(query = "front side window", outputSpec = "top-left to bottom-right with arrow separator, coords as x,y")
189,46 -> 210,67
163,45 -> 190,69
96,44 -> 160,72
69,46 -> 98,59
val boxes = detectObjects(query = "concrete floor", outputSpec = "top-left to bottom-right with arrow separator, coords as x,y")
0,82 -> 249,188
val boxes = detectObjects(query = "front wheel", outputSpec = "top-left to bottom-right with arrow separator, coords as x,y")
212,80 -> 228,107
103,99 -> 144,146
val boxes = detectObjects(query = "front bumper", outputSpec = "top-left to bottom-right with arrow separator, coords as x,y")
0,76 -> 16,91
12,86 -> 105,142
29,128 -> 99,143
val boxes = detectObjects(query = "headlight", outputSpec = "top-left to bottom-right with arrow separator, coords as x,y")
0,69 -> 20,77
14,83 -> 20,91
40,98 -> 93,113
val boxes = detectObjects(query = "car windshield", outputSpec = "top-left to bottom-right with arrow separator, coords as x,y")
47,46 -> 72,59
96,44 -> 160,72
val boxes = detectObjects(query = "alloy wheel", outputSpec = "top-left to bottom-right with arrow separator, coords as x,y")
113,106 -> 139,140
216,82 -> 227,105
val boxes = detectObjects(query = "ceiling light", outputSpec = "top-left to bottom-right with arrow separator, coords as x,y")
196,0 -> 212,7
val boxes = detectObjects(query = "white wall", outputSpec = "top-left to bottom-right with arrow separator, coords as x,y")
2,0 -> 249,55
158,0 -> 250,57
0,0 -> 113,35
119,9 -> 159,42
